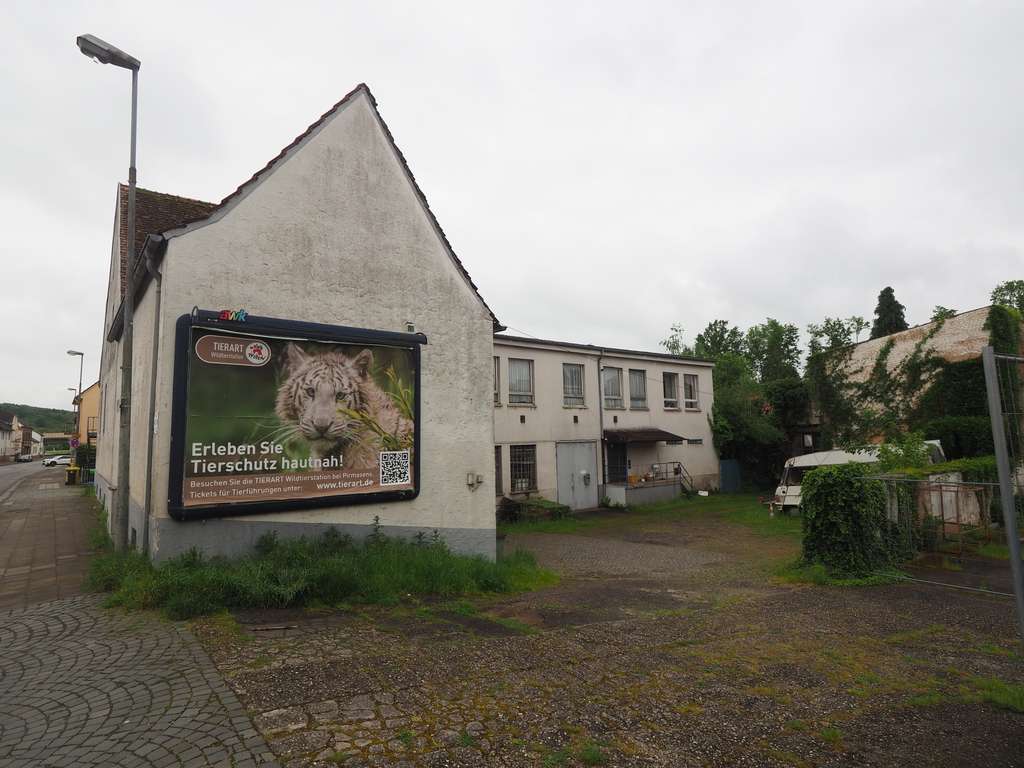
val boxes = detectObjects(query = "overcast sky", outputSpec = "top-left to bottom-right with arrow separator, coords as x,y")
2,1 -> 1021,409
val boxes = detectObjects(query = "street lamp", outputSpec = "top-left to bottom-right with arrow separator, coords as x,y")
77,33 -> 140,551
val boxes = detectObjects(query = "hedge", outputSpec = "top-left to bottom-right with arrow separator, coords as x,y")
801,463 -> 894,577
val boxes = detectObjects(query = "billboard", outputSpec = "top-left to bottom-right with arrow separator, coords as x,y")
168,311 -> 423,520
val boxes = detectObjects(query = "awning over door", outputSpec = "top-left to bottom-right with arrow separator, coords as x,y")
603,427 -> 686,444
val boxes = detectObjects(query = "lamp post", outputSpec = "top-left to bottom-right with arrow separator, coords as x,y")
77,34 -> 140,551
67,350 -> 84,442
66,386 -> 79,455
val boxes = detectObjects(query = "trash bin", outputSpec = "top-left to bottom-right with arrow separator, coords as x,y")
65,467 -> 80,486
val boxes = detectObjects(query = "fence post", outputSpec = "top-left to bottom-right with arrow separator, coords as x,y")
982,346 -> 1024,642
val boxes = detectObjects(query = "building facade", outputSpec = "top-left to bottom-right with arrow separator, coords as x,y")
97,85 -> 499,561
25,428 -> 43,458
73,381 -> 100,449
0,413 -> 19,462
493,335 -> 718,509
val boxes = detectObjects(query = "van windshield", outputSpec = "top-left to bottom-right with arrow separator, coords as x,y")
781,467 -> 806,486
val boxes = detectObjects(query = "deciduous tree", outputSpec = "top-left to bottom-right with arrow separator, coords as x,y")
694,320 -> 746,359
991,280 -> 1024,313
746,319 -> 801,383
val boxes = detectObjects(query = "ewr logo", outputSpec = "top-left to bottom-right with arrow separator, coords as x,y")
245,341 -> 271,366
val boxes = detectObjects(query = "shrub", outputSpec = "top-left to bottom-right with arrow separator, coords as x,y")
497,496 -> 571,524
875,431 -> 931,471
800,463 -> 893,577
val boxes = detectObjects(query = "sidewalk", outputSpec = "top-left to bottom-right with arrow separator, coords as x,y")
0,467 -> 95,610
0,471 -> 281,767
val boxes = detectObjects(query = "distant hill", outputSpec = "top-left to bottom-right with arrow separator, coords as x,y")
0,403 -> 76,433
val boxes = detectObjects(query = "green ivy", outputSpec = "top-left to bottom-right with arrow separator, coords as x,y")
889,455 -> 997,482
920,416 -> 994,459
912,359 -> 986,422
801,464 -> 893,577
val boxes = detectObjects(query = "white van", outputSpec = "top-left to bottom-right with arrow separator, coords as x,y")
771,441 -> 945,514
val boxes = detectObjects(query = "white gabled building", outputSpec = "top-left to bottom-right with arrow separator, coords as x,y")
96,84 -> 500,561
493,335 -> 718,509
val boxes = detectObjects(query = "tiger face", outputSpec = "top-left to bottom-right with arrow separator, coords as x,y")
275,343 -> 374,455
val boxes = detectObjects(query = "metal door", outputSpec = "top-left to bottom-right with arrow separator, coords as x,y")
606,443 -> 627,483
556,442 -> 599,510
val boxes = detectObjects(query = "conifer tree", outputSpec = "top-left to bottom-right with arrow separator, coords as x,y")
869,287 -> 909,339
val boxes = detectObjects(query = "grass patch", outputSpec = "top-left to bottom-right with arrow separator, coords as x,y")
439,599 -> 479,616
775,561 -> 904,587
907,691 -> 946,707
885,624 -> 949,645
485,614 -> 539,634
977,642 -> 1017,658
543,748 -> 571,766
498,515 -> 595,535
86,502 -> 113,553
818,726 -> 843,745
87,528 -> 557,620
977,542 -> 1011,560
578,740 -> 609,765
500,493 -> 801,538
971,677 -> 1024,713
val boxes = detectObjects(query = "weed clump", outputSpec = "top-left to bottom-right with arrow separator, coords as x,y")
87,523 -> 556,620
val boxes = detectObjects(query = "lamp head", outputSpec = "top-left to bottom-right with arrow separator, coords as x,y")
76,34 -> 140,71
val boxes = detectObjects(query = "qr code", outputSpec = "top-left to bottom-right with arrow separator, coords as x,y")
379,450 -> 411,486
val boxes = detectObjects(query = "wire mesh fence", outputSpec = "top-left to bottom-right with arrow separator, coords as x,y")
982,347 -> 1024,640
877,477 -> 995,560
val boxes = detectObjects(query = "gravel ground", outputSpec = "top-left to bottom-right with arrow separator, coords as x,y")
194,509 -> 1024,768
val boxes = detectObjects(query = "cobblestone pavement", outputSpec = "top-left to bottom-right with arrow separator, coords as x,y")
0,479 -> 280,767
0,467 -> 92,610
0,595 -> 281,767
195,519 -> 1024,767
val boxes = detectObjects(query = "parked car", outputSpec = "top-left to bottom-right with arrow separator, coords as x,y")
43,455 -> 71,467
770,441 -> 945,514
14,453 -> 33,462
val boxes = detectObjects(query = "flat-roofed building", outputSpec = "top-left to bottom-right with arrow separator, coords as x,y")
493,335 -> 718,509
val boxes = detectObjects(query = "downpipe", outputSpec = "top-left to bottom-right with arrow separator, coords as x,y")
141,235 -> 165,557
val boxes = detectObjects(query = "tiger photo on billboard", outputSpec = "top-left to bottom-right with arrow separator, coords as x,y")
273,342 -> 413,471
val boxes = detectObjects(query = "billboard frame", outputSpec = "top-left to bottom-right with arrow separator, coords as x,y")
167,309 -> 426,522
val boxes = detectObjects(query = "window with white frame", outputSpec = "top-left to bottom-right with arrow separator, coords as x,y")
663,371 -> 679,408
602,366 -> 623,408
684,373 -> 700,409
508,358 -> 534,405
629,369 -> 647,409
562,363 -> 585,406
509,444 -> 537,492
493,356 -> 500,404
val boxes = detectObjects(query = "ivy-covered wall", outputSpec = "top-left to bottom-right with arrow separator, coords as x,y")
909,305 -> 1021,442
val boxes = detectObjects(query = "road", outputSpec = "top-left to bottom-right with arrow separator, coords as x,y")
0,461 -> 49,500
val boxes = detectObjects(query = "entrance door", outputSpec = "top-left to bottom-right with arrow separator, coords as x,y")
606,443 -> 627,483
556,442 -> 599,510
